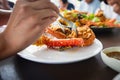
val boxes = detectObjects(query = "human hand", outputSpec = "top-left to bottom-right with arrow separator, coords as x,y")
107,0 -> 120,14
0,0 -> 10,10
1,0 -> 59,57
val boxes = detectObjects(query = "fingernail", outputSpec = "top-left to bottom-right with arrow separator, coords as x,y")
51,17 -> 57,21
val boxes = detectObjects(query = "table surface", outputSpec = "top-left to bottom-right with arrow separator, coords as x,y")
0,28 -> 120,80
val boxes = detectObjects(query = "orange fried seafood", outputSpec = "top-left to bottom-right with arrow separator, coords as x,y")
41,35 -> 84,47
46,26 -> 96,46
77,26 -> 95,46
46,27 -> 67,39
34,26 -> 95,50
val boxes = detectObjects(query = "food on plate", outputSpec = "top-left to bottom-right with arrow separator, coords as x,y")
33,25 -> 95,50
59,10 -> 120,28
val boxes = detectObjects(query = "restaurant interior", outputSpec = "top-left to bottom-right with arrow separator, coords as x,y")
0,0 -> 120,80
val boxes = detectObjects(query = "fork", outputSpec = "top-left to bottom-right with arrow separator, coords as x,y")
58,13 -> 73,28
58,13 -> 77,33
56,21 -> 65,32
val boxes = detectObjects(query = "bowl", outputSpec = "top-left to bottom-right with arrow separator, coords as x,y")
113,73 -> 120,80
101,46 -> 120,72
91,27 -> 114,33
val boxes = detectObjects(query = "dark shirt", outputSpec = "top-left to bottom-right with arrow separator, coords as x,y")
67,3 -> 75,10
8,1 -> 14,8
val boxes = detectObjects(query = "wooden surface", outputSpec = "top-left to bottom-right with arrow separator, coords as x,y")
0,28 -> 120,80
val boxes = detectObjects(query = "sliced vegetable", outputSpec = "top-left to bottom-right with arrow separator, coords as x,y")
92,17 -> 100,22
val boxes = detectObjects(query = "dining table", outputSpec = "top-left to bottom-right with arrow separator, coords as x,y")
0,28 -> 120,80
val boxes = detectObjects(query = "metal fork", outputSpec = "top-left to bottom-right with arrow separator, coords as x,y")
56,21 -> 65,32
58,13 -> 77,33
58,13 -> 73,28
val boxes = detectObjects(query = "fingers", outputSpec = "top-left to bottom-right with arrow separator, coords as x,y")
36,9 -> 58,20
6,0 -> 59,42
16,8 -> 58,27
8,0 -> 59,27
25,0 -> 50,2
15,0 -> 59,21
29,0 -> 59,14
18,17 -> 57,42
17,0 -> 59,14
15,8 -> 58,31
30,17 -> 57,39
32,10 -> 57,29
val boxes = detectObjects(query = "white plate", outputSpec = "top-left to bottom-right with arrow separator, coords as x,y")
18,38 -> 103,64
113,73 -> 120,80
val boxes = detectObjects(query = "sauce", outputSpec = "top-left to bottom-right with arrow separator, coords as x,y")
106,52 -> 120,60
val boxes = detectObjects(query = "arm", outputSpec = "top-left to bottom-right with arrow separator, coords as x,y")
0,0 -> 59,60
0,33 -> 11,59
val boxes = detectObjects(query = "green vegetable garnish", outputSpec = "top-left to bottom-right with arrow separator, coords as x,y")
87,13 -> 95,20
114,20 -> 120,24
63,10 -> 68,14
80,14 -> 87,18
92,17 -> 100,22
72,13 -> 78,18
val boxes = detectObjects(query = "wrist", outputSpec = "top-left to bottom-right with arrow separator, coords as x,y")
0,32 -> 16,60
0,33 -> 6,51
0,33 -> 9,59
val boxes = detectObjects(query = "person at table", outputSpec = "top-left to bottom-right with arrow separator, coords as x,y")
106,0 -> 120,15
0,0 -> 120,60
59,0 -> 75,11
100,0 -> 120,21
78,0 -> 101,14
0,0 -> 11,10
8,1 -> 14,8
0,0 -> 59,60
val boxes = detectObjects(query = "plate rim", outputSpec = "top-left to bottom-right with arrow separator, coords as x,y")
18,38 -> 103,64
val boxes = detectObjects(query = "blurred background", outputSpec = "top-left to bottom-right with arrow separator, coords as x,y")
0,0 -> 119,28
7,0 -> 80,9
5,0 -> 120,21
